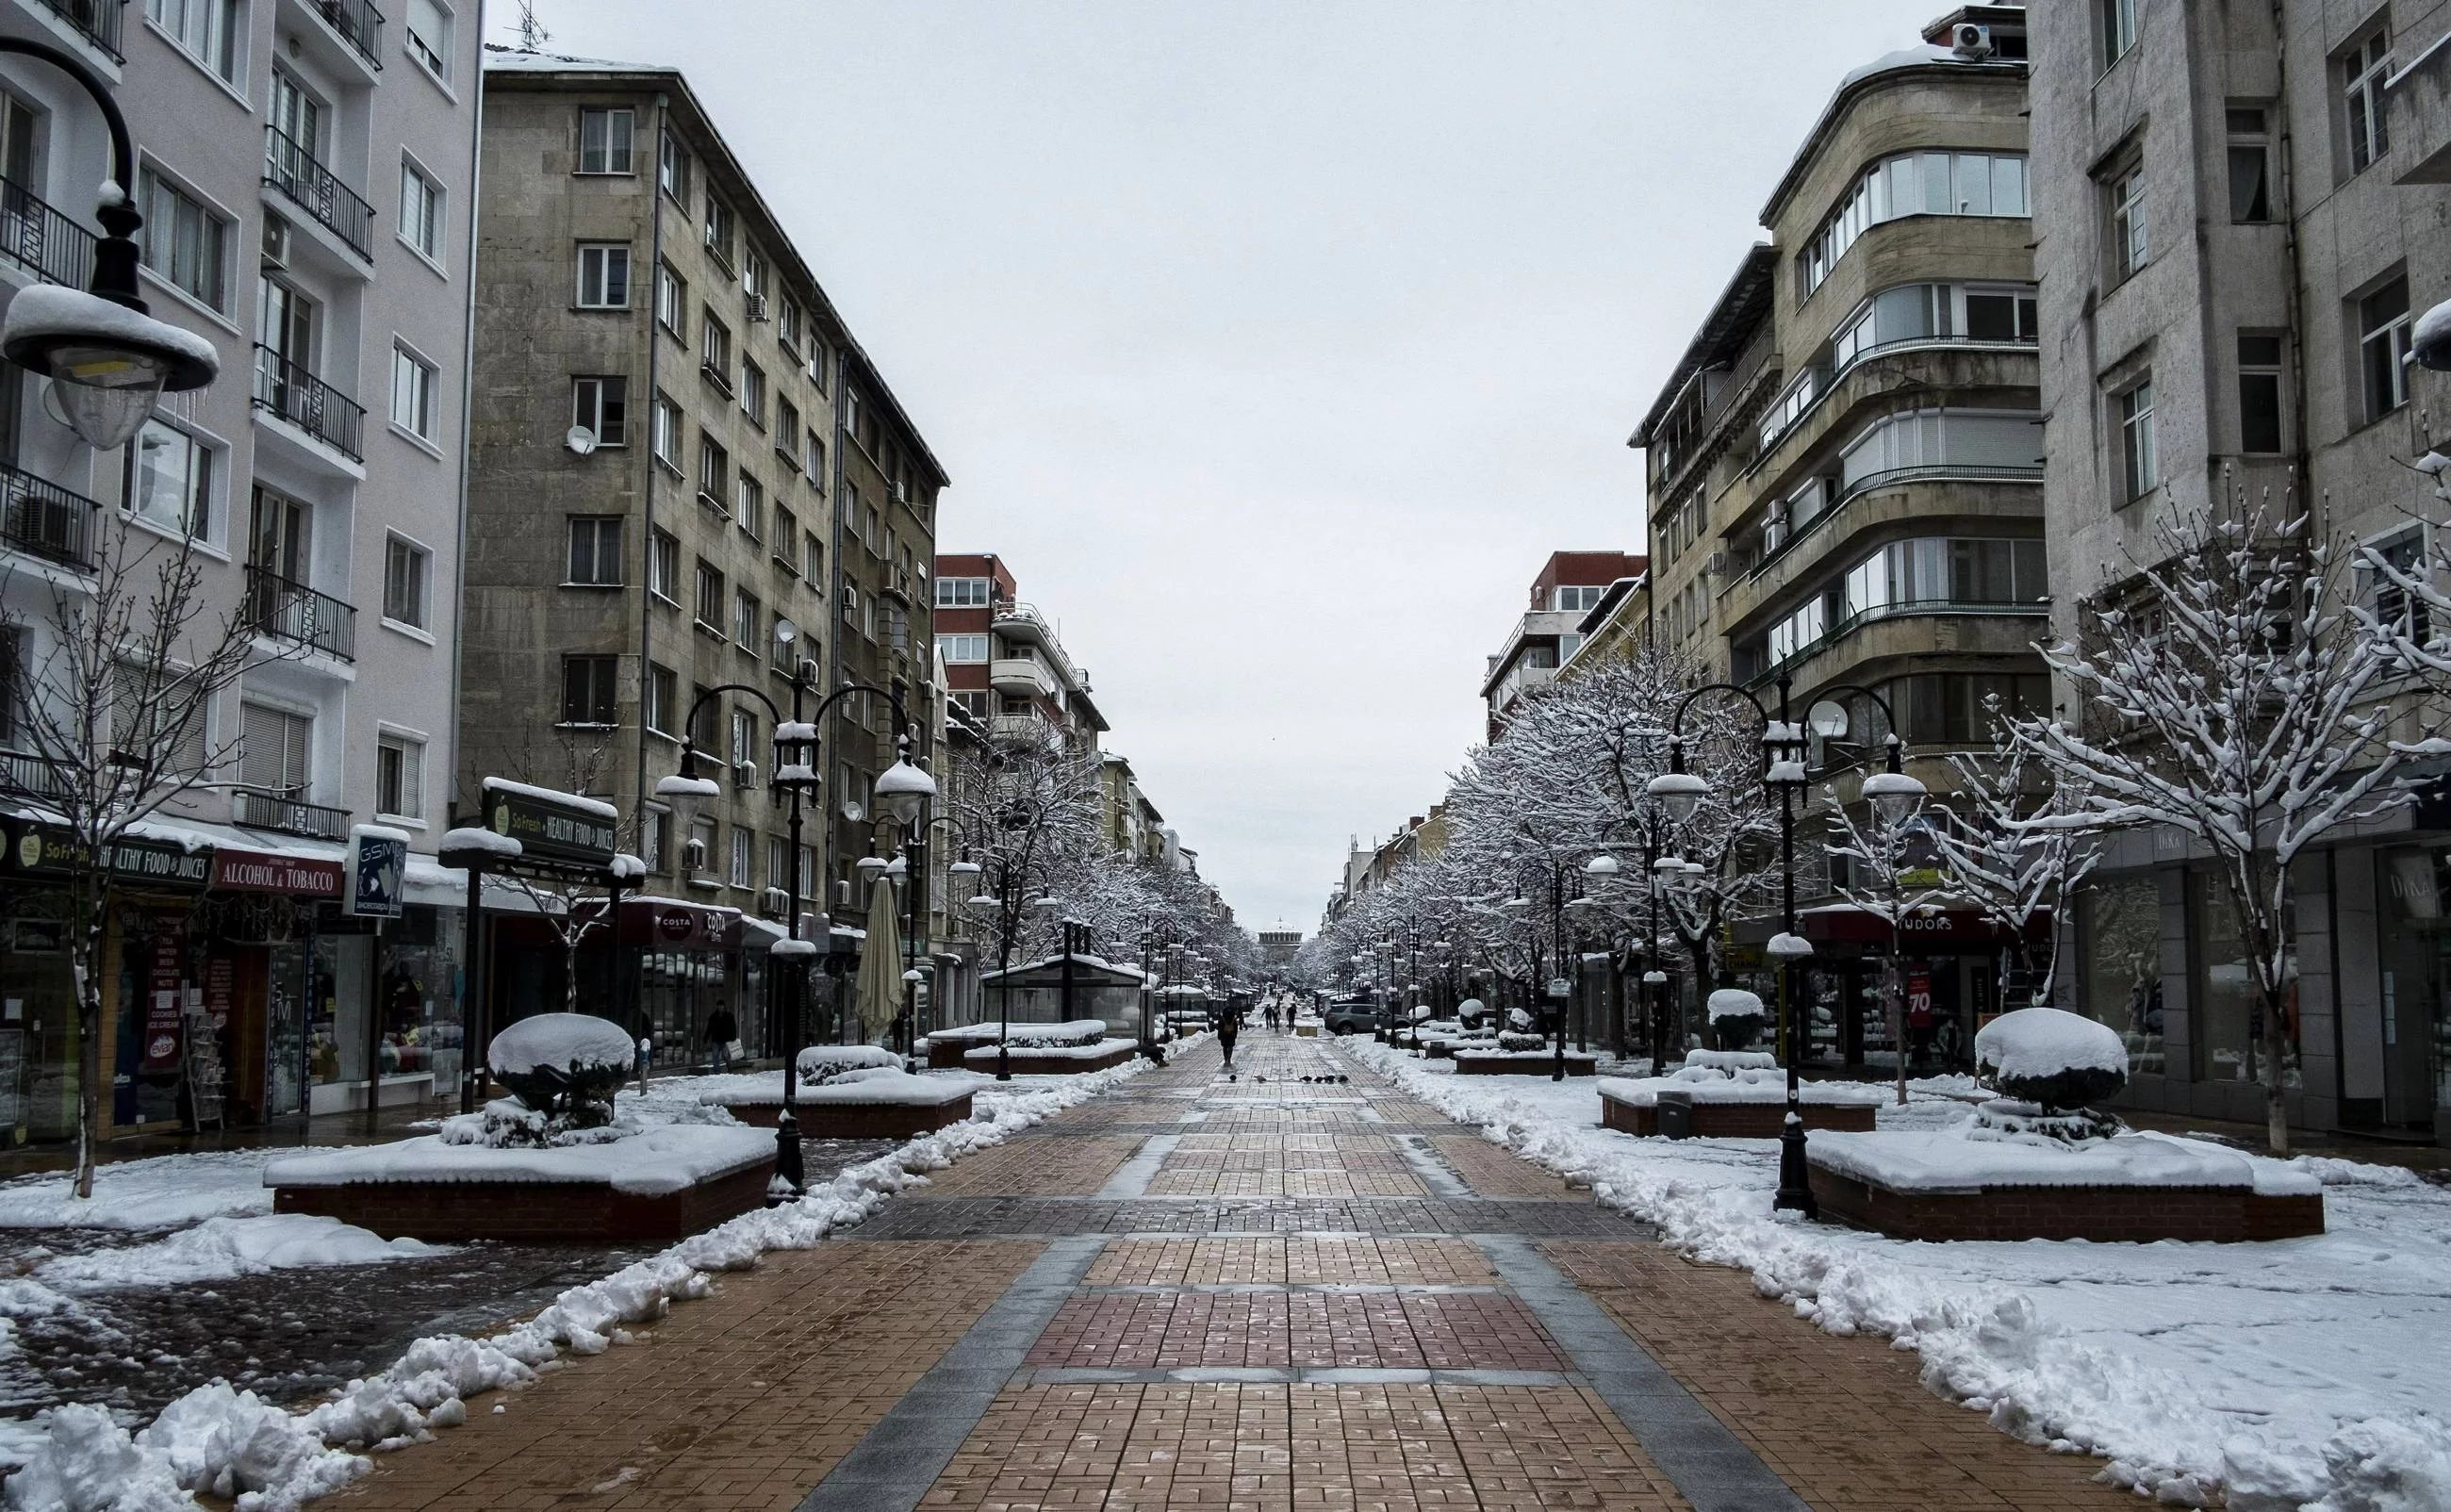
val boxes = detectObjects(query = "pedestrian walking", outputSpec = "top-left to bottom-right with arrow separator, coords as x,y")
705,1005 -> 738,1073
1217,1006 -> 1240,1069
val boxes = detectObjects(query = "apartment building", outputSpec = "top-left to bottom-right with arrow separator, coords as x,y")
1631,8 -> 2048,1069
462,50 -> 946,1059
1556,567 -> 1652,679
2031,0 -> 2451,1142
1479,551 -> 1645,738
0,0 -> 479,1136
932,551 -> 1108,749
1097,751 -> 1166,863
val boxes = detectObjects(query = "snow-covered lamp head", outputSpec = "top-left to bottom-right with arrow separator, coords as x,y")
1862,769 -> 1928,825
3,285 -> 218,450
1648,770 -> 1708,823
873,756 -> 936,826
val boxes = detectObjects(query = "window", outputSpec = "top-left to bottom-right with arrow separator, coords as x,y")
572,375 -> 628,447
729,827 -> 752,888
1551,584 -> 1604,613
765,834 -> 790,896
2079,875 -> 2165,1072
1962,287 -> 2040,343
2117,380 -> 2158,500
937,633 -> 990,663
2360,276 -> 2412,423
651,391 -> 683,470
128,419 -> 213,535
698,437 -> 729,510
238,701 -> 310,796
776,399 -> 801,462
777,297 -> 804,354
576,243 -> 631,307
2100,0 -> 2136,65
736,473 -> 763,539
659,130 -> 690,203
390,345 -> 437,439
562,655 -> 617,726
936,576 -> 993,608
703,195 -> 735,269
2238,333 -> 2284,453
2372,529 -> 2431,651
951,690 -> 990,722
742,246 -> 768,312
1797,151 -> 2029,294
384,535 -> 429,627
405,0 -> 452,78
138,169 -> 229,311
648,528 -> 680,601
655,261 -> 686,336
696,561 -> 725,631
683,815 -> 714,875
803,530 -> 824,583
806,429 -> 827,485
770,615 -> 797,666
1886,671 -> 2052,746
568,517 -> 623,584
740,359 -> 765,427
400,159 -> 444,259
376,732 -> 423,820
700,310 -> 732,389
2345,31 -> 2392,175
734,589 -> 761,651
2228,107 -> 2272,222
645,661 -> 677,735
809,339 -> 829,392
148,0 -> 240,81
640,808 -> 666,872
2109,162 -> 2147,280
773,505 -> 798,567
577,107 -> 635,174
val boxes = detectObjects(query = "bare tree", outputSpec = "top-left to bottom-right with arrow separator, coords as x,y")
2010,501 -> 2431,1153
1821,787 -> 1951,1104
1925,719 -> 2097,1012
6,512 -> 298,1197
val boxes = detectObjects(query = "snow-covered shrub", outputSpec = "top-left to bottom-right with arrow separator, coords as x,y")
1973,1006 -> 2129,1140
1497,1031 -> 1547,1052
1706,988 -> 1767,1051
798,1044 -> 903,1084
485,1012 -> 633,1141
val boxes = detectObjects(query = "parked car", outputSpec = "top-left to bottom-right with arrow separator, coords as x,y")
1322,999 -> 1380,1035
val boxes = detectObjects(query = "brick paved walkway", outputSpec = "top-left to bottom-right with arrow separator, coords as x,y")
335,1031 -> 2140,1512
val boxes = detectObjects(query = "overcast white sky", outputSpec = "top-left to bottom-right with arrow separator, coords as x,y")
513,1 -> 1930,934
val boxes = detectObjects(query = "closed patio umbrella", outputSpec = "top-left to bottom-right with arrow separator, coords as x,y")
852,873 -> 902,1044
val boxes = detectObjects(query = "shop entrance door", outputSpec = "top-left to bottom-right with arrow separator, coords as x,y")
2376,849 -> 2448,1132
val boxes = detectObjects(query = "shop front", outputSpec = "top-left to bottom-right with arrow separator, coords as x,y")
491,896 -> 763,1072
1750,904 -> 2051,1076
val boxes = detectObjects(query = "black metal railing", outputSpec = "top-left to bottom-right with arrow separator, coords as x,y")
252,344 -> 365,460
1,463 -> 102,570
233,787 -> 352,840
310,0 -> 384,69
0,175 -> 98,289
0,751 -> 70,803
262,125 -> 374,257
38,0 -> 123,61
246,565 -> 358,661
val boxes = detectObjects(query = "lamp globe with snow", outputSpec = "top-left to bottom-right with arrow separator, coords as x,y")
0,40 -> 218,451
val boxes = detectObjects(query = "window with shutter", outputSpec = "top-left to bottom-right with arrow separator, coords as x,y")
240,702 -> 311,796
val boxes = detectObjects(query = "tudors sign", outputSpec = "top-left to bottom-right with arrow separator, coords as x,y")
482,781 -> 617,866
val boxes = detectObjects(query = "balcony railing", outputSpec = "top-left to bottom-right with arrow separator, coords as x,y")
246,565 -> 358,661
0,175 -> 98,289
234,787 -> 352,840
0,750 -> 70,803
37,0 -> 123,61
1741,600 -> 2050,690
1,462 -> 102,570
308,0 -> 385,69
252,344 -> 365,461
1751,464 -> 2045,580
262,125 -> 374,258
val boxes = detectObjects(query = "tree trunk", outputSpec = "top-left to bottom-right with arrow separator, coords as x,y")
1884,947 -> 1906,1105
2260,982 -> 2291,1155
71,923 -> 103,1201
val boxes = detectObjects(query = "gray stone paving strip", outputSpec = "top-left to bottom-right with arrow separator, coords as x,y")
1473,1233 -> 1811,1512
1082,1281 -> 1503,1294
1393,1132 -> 1474,1197
795,1233 -> 1107,1512
1012,1365 -> 1575,1387
1094,1133 -> 1179,1197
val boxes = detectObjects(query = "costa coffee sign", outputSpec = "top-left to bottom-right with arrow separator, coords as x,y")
211,848 -> 345,897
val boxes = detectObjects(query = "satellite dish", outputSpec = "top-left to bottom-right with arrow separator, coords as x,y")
841,797 -> 865,822
773,616 -> 798,647
565,425 -> 599,455
1806,700 -> 1851,739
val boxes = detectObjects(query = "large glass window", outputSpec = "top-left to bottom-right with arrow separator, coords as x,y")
2345,31 -> 2392,175
127,419 -> 214,536
1884,671 -> 2051,747
2361,276 -> 2411,423
577,107 -> 634,174
2238,334 -> 2284,453
2118,380 -> 2158,499
138,170 -> 229,312
1836,408 -> 2040,490
2228,107 -> 2272,222
1799,150 -> 2030,294
2079,875 -> 2164,1074
936,576 -> 993,608
148,0 -> 240,81
2194,870 -> 2298,1088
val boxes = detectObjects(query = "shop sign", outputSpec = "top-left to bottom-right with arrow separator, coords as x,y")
211,848 -> 344,898
483,784 -> 617,866
616,898 -> 737,948
346,827 -> 409,920
1,819 -> 211,889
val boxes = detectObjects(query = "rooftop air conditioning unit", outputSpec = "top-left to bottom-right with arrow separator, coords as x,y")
1952,23 -> 1993,58
745,292 -> 770,322
734,760 -> 758,789
764,886 -> 790,917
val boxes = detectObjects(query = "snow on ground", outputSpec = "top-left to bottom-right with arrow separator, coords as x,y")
0,1152 -> 277,1232
3,1053 -> 1159,1511
1347,1039 -> 2451,1512
31,1216 -> 445,1293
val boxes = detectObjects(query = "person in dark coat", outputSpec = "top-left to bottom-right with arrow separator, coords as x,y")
1216,1005 -> 1240,1068
705,1006 -> 739,1072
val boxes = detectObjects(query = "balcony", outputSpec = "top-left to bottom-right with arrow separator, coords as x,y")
234,787 -> 352,840
36,0 -> 123,61
305,0 -> 384,70
0,175 -> 98,289
1,462 -> 101,570
990,658 -> 1049,698
262,126 -> 374,259
252,345 -> 365,461
0,750 -> 69,803
1743,600 -> 2049,692
1751,464 -> 2045,581
246,566 -> 358,661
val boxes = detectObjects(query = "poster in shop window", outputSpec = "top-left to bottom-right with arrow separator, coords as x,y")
142,925 -> 184,1073
1905,967 -> 1934,1030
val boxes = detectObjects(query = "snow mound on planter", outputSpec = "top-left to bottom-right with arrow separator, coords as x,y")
797,1044 -> 901,1082
1706,990 -> 1765,1022
1974,1007 -> 2126,1081
486,1013 -> 633,1076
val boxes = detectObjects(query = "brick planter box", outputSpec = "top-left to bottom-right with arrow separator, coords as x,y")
1600,1094 -> 1877,1138
1807,1164 -> 2326,1242
272,1159 -> 774,1243
1453,1052 -> 1598,1076
716,1091 -> 974,1138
